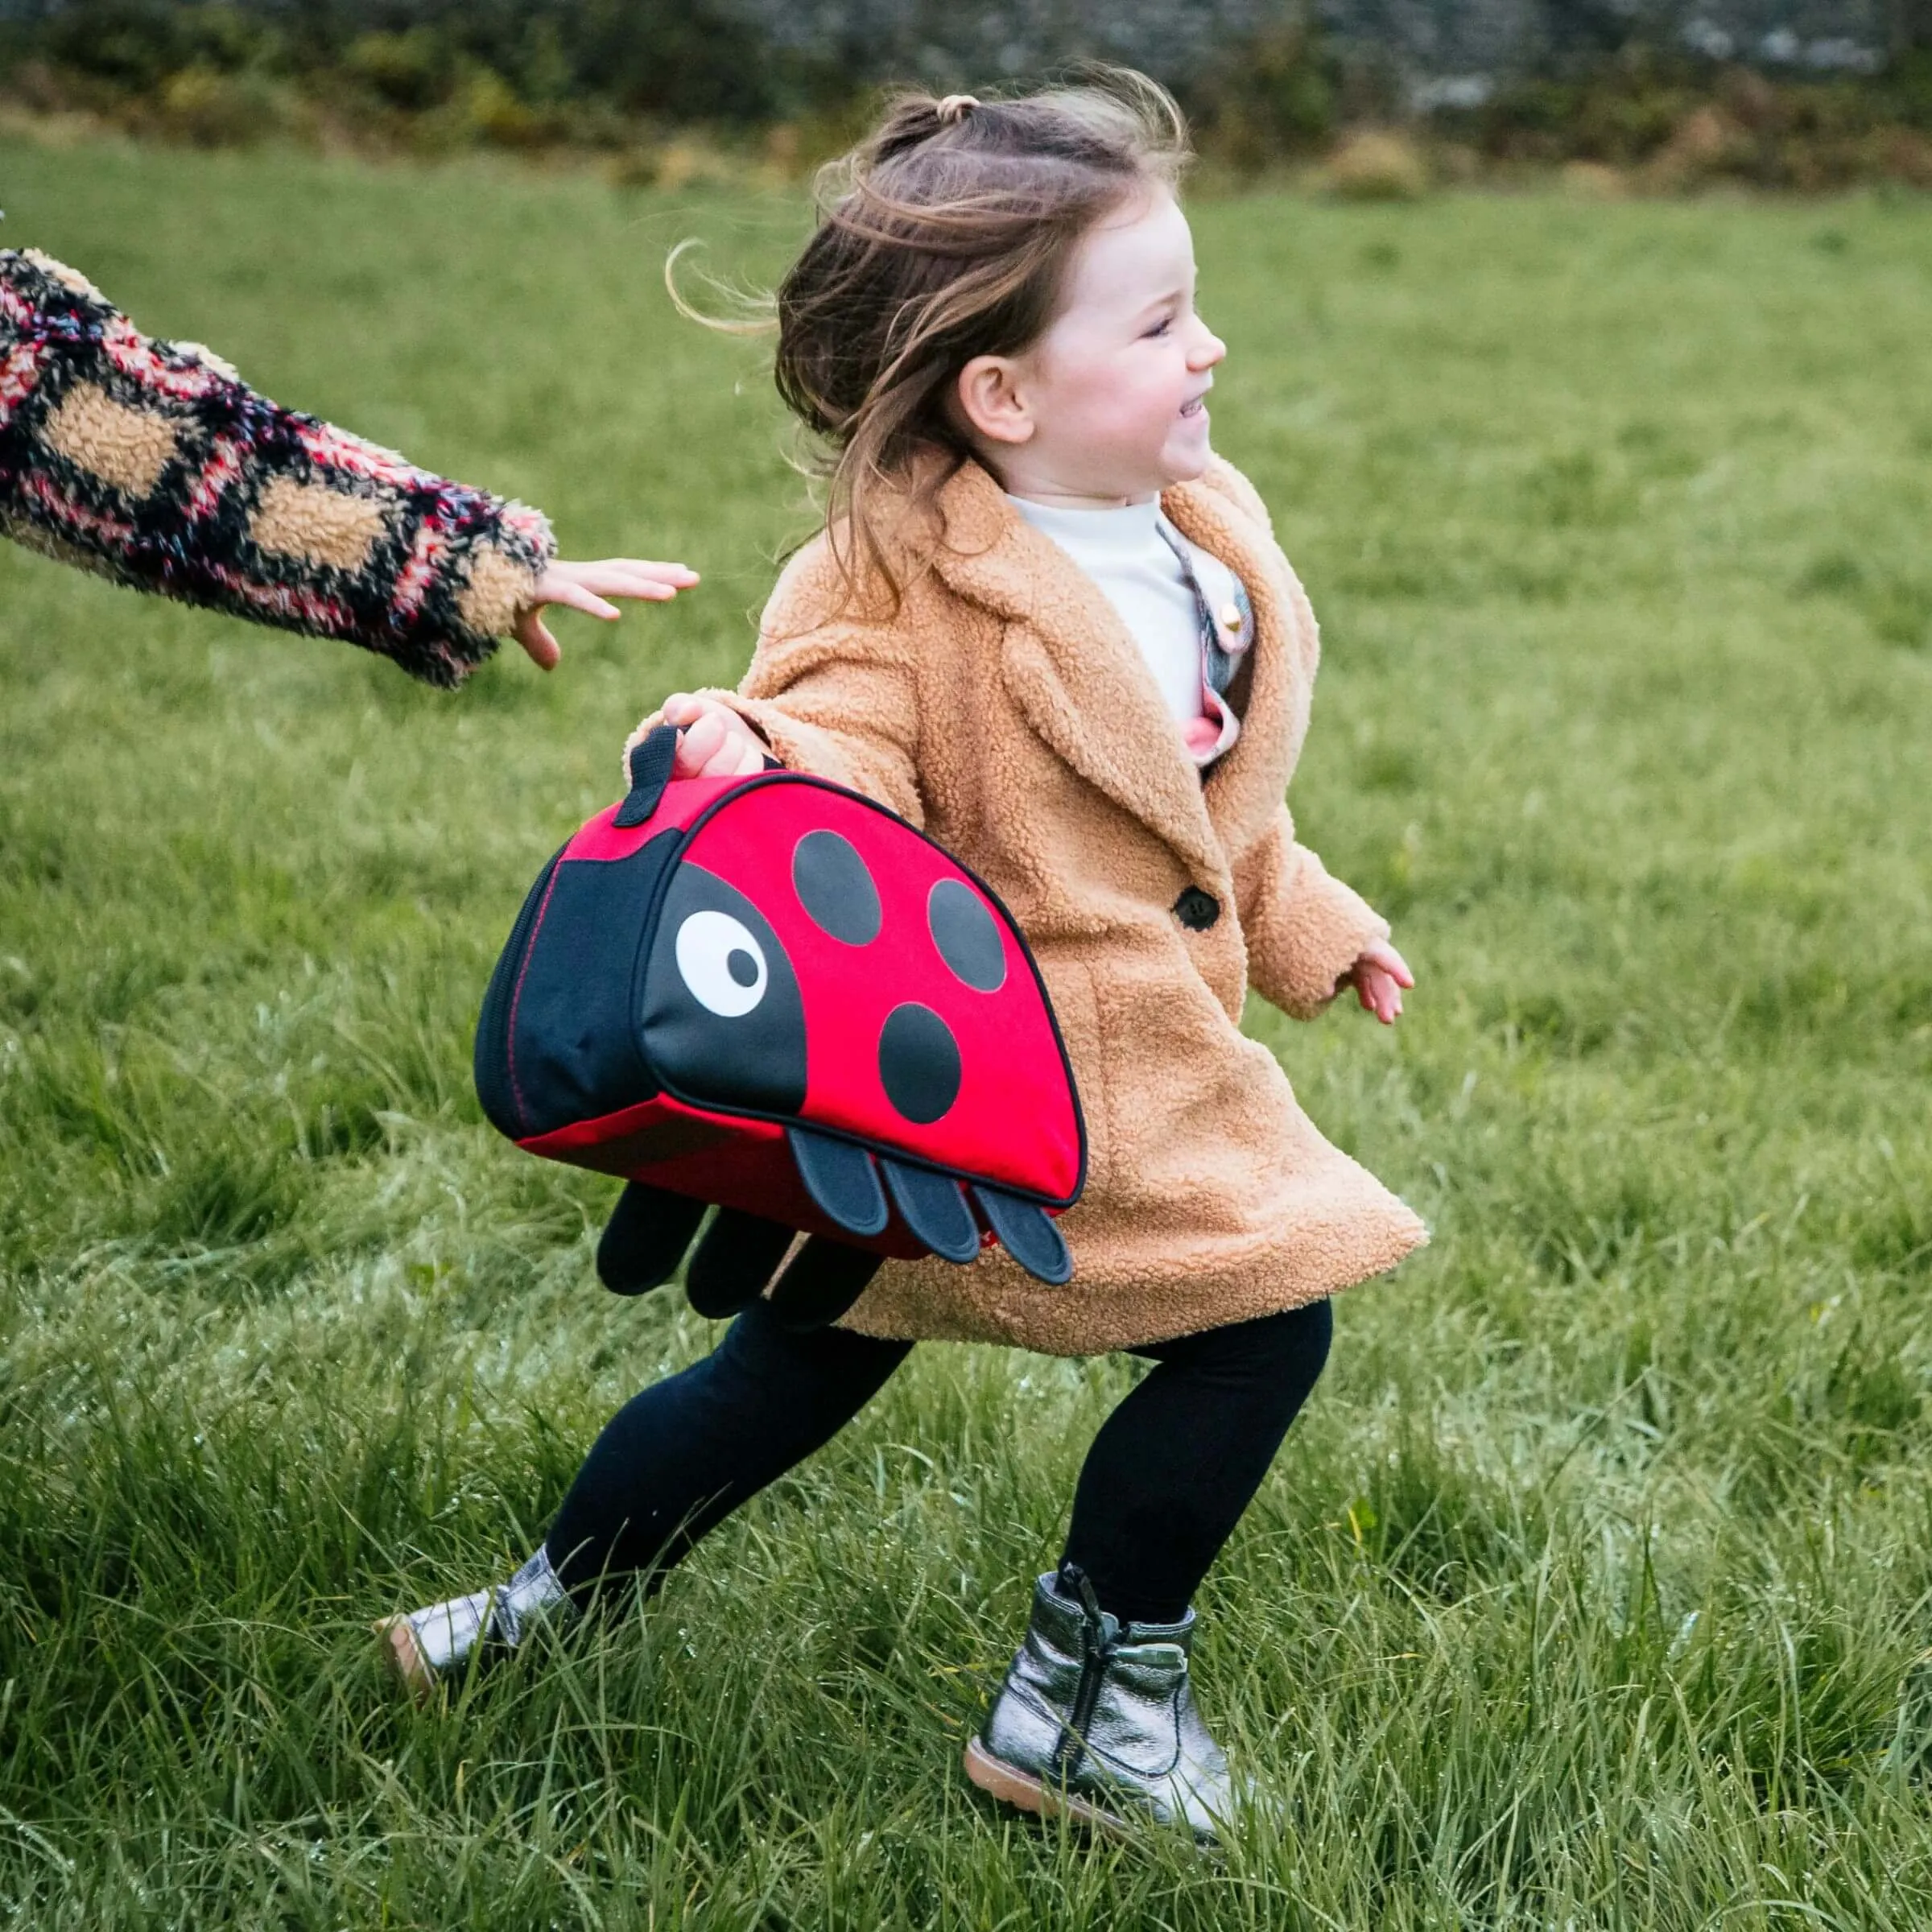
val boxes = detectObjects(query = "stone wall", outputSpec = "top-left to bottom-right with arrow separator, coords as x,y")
732,0 -> 1894,93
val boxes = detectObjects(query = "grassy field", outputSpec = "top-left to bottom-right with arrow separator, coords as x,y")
2,137 -> 1930,1927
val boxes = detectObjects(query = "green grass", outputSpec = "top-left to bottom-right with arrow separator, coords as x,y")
2,138 -> 1930,1926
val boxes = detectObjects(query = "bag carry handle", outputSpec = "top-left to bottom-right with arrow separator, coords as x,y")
615,719 -> 783,828
613,723 -> 680,828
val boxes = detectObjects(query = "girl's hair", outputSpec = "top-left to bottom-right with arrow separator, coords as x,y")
678,71 -> 1190,612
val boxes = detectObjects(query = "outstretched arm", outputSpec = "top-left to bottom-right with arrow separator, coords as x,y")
0,249 -> 693,686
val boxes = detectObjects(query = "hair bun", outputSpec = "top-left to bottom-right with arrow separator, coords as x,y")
935,94 -> 980,125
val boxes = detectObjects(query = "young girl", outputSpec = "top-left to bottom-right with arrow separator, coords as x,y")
386,74 -> 1426,1843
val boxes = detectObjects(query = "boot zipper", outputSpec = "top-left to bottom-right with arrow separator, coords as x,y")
1051,1567 -> 1118,1781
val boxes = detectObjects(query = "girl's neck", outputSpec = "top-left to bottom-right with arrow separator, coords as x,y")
975,447 -> 1161,514
1005,484 -> 1161,512
1007,495 -> 1163,543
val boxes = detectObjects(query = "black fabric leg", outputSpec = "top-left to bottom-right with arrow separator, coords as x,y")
1059,1298 -> 1334,1626
596,1182 -> 706,1295
544,1296 -> 911,1598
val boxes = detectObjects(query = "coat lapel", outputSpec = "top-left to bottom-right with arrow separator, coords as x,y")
928,462 -> 1227,884
1159,466 -> 1316,864
928,459 -> 1319,881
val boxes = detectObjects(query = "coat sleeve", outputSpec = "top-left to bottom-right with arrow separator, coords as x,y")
623,542 -> 925,825
0,249 -> 555,688
1234,803 -> 1389,1021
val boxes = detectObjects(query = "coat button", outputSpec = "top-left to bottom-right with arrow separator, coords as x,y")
1173,886 -> 1220,931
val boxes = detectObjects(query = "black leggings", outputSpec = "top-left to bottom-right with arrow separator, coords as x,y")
545,1293 -> 1331,1628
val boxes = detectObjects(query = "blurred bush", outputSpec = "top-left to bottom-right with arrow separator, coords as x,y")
341,29 -> 452,114
157,61 -> 279,144
1326,127 -> 1430,199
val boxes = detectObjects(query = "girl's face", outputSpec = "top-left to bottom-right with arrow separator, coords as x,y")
955,186 -> 1227,508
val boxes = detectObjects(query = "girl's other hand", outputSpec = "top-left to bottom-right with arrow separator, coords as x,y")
1346,939 -> 1414,1026
662,691 -> 769,778
514,558 -> 700,670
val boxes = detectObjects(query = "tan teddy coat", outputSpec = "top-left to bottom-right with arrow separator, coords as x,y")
634,455 -> 1426,1355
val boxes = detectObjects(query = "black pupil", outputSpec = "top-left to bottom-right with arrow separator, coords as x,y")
727,948 -> 759,988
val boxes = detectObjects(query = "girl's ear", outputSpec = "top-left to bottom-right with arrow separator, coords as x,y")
955,355 -> 1035,448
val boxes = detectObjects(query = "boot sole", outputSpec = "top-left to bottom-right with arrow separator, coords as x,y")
962,1737 -> 1127,1835
374,1615 -> 439,1705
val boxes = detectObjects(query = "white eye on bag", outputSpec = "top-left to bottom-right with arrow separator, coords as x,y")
675,910 -> 768,1017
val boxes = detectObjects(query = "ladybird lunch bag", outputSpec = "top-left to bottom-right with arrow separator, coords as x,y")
474,724 -> 1087,1331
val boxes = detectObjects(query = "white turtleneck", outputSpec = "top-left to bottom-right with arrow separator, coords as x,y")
1007,494 -> 1244,739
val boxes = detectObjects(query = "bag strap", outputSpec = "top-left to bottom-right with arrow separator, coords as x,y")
613,723 -> 680,828
614,721 -> 785,828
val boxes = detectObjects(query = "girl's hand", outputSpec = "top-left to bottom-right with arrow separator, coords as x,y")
662,691 -> 769,778
513,558 -> 700,670
1346,938 -> 1414,1026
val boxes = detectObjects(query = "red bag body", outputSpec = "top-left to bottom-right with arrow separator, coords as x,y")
474,742 -> 1085,1272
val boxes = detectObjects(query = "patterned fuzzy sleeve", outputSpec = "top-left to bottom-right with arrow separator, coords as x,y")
0,249 -> 555,687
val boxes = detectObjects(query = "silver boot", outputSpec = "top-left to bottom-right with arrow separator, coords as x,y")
964,1568 -> 1241,1842
378,1547 -> 576,1702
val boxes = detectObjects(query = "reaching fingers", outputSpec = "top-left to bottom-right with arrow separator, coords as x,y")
514,610 -> 560,671
585,558 -> 700,587
549,580 -> 622,622
524,561 -> 701,650
570,574 -> 675,605
560,559 -> 699,601
628,560 -> 700,590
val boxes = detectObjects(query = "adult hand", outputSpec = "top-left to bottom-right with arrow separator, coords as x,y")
661,691 -> 768,778
513,558 -> 700,670
1345,938 -> 1414,1026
